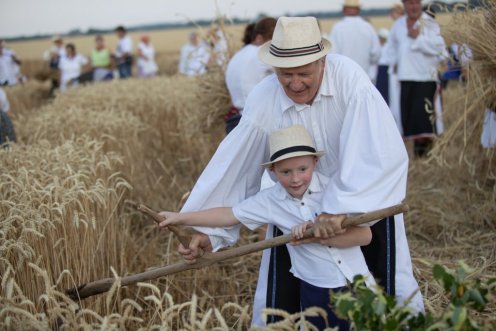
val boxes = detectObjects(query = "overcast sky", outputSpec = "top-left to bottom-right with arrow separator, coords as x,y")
0,0 -> 401,38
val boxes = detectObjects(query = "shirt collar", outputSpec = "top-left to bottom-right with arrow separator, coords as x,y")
273,171 -> 325,201
279,60 -> 334,113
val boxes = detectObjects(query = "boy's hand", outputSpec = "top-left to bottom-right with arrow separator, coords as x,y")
313,213 -> 346,238
158,211 -> 180,228
291,221 -> 313,240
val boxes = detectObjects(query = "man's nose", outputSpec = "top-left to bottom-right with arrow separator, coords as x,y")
290,77 -> 303,90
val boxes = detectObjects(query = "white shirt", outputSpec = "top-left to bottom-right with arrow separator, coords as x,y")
329,16 -> 381,79
233,171 -> 374,289
137,42 -> 158,76
182,54 -> 424,317
0,88 -> 9,113
58,54 -> 88,91
225,44 -> 273,110
115,35 -> 133,58
0,48 -> 18,85
178,42 -> 210,76
382,13 -> 446,81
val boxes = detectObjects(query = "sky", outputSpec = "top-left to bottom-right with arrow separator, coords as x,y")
0,0 -> 399,38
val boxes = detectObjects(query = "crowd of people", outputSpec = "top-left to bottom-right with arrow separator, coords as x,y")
43,26 -> 159,95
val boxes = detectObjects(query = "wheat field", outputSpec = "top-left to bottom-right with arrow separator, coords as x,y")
1,7 -> 495,331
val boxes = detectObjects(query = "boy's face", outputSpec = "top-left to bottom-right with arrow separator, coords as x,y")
271,155 -> 317,199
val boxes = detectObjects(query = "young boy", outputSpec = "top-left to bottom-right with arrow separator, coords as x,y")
159,125 -> 374,330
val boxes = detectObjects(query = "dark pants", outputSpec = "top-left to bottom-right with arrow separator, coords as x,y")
265,218 -> 396,325
300,281 -> 350,330
225,115 -> 241,134
117,59 -> 132,79
0,111 -> 16,145
375,65 -> 389,105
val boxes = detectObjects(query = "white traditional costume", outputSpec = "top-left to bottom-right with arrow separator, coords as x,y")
181,17 -> 424,326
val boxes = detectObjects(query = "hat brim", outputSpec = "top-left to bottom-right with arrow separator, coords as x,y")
258,37 -> 331,68
261,150 -> 325,167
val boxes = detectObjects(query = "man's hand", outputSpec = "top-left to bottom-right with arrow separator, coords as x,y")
290,213 -> 347,246
313,213 -> 346,238
177,233 -> 213,264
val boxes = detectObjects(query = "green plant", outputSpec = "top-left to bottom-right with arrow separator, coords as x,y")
331,263 -> 495,331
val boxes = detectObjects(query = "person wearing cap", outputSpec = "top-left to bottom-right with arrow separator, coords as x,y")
172,16 -> 424,326
178,32 -> 210,77
380,0 -> 447,157
224,17 -> 277,134
136,35 -> 158,78
328,0 -> 381,82
114,26 -> 133,79
160,125 -> 374,329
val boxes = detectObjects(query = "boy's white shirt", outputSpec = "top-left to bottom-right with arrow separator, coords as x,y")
232,171 -> 375,289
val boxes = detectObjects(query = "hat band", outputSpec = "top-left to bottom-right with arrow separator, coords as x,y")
269,41 -> 324,58
270,145 -> 317,162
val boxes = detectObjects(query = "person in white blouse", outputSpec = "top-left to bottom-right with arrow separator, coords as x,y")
170,16 -> 424,327
58,43 -> 89,92
328,0 -> 381,81
381,0 -> 447,157
160,125 -> 374,330
136,35 -> 158,78
224,17 -> 276,133
0,40 -> 22,86
178,32 -> 210,77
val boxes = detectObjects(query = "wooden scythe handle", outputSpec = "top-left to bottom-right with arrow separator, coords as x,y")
66,203 -> 408,301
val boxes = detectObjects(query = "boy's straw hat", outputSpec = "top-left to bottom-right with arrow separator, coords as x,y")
258,17 -> 331,68
262,125 -> 324,167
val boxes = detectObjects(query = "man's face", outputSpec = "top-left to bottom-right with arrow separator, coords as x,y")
403,0 -> 422,20
275,59 -> 325,105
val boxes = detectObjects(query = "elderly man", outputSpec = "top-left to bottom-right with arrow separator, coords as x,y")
328,0 -> 381,81
224,17 -> 276,133
173,16 -> 424,326
381,0 -> 446,157
178,32 -> 210,77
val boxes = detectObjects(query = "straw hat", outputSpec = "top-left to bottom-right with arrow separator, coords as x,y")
258,17 -> 331,68
343,0 -> 361,7
262,125 -> 324,167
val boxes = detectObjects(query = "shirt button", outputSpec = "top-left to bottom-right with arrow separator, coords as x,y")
301,202 -> 305,206
338,260 -> 341,264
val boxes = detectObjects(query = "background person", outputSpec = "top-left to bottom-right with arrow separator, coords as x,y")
0,87 -> 16,145
381,0 -> 447,157
224,17 -> 276,133
58,43 -> 89,92
91,35 -> 113,81
178,32 -> 210,77
175,16 -> 424,327
43,35 -> 66,96
114,26 -> 133,79
136,35 -> 158,78
0,40 -> 22,86
328,0 -> 381,82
